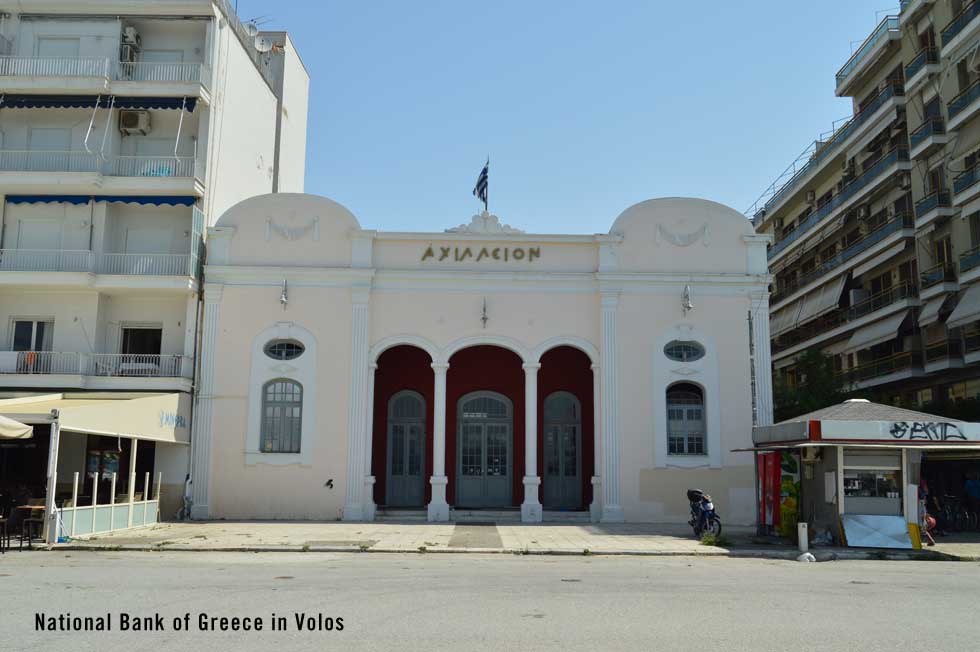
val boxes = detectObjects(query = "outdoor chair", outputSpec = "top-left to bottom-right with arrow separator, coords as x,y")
0,501 -> 9,554
20,498 -> 45,550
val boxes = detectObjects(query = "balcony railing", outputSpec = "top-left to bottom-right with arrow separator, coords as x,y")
0,351 -> 83,375
836,352 -> 914,384
772,282 -> 917,354
961,244 -> 980,273
0,151 -> 203,179
920,262 -> 957,288
948,79 -> 980,122
98,253 -> 191,276
0,249 -> 197,277
769,146 -> 909,259
0,249 -> 93,272
925,339 -> 963,363
905,47 -> 939,80
757,84 -> 905,218
942,0 -> 980,45
837,16 -> 900,90
88,354 -> 192,378
0,352 -> 192,378
954,163 -> 980,195
115,61 -> 211,85
771,213 -> 913,304
915,189 -> 952,216
0,56 -> 110,77
0,55 -> 211,85
910,117 -> 946,150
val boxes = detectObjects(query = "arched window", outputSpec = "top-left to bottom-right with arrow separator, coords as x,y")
664,340 -> 705,362
264,339 -> 305,361
261,379 -> 303,453
666,382 -> 705,455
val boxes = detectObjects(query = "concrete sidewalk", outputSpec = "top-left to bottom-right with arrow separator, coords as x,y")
38,520 -> 980,561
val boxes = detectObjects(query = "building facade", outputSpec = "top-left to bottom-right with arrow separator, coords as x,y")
0,0 -> 308,516
751,2 -> 980,409
190,194 -> 772,524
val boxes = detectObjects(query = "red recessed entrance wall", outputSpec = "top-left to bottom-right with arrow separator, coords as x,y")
371,344 -> 594,511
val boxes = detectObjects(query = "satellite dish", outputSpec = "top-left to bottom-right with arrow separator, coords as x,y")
245,22 -> 259,38
254,35 -> 274,53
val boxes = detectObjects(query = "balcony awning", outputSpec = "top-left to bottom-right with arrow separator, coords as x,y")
919,294 -> 955,328
948,284 -> 980,329
770,298 -> 804,336
0,95 -> 197,112
845,310 -> 909,352
852,241 -> 907,278
796,274 -> 848,325
6,195 -> 197,207
0,393 -> 190,445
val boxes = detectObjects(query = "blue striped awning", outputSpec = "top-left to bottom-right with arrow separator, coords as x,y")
6,195 -> 197,207
0,95 -> 197,111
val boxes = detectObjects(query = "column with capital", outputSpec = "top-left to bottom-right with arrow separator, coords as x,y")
428,362 -> 451,521
751,292 -> 774,426
363,362 -> 378,521
590,363 -> 602,522
521,362 -> 542,522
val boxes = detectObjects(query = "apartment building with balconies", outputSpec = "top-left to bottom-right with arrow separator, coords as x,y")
0,2 -> 308,419
751,3 -> 980,408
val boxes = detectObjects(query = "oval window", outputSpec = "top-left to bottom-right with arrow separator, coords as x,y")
664,340 -> 705,362
264,339 -> 305,360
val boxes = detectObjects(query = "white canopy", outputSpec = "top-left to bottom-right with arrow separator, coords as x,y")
0,414 -> 33,439
918,295 -> 947,328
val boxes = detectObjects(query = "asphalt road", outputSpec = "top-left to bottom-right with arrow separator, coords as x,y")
1,551 -> 978,651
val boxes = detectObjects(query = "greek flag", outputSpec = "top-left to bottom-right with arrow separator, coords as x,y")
473,158 -> 489,209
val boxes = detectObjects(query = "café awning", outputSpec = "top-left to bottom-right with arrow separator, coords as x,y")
0,414 -> 32,439
0,392 -> 189,444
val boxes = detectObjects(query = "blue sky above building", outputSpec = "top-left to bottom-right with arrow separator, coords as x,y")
240,0 -> 889,232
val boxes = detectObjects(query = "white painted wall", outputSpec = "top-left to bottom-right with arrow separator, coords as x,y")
0,291 -> 100,353
103,204 -> 193,255
275,34 -> 309,193
97,294 -> 190,355
14,17 -> 120,59
2,201 -> 94,250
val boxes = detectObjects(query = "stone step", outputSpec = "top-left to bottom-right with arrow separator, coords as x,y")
375,509 -> 427,522
542,511 -> 591,523
451,509 -> 521,523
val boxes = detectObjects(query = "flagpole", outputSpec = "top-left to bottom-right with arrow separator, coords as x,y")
485,156 -> 489,213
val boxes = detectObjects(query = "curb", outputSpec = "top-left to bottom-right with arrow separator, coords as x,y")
44,543 -> 977,561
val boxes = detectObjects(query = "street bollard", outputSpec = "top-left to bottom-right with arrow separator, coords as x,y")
798,522 -> 809,553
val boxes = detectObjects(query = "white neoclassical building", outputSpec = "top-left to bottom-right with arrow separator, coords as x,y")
189,194 -> 773,524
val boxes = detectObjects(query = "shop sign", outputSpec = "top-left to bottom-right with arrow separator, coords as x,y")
421,245 -> 541,263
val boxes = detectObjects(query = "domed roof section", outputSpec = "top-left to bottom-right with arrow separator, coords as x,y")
211,193 -> 361,267
609,197 -> 755,274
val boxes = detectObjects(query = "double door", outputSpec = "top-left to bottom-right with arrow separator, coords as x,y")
387,421 -> 425,507
457,421 -> 512,508
543,423 -> 581,509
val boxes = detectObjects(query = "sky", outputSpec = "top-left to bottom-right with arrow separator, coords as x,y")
235,0 -> 895,234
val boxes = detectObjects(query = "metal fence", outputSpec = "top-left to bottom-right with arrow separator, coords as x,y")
87,354 -> 192,378
0,55 -> 109,77
0,249 -> 93,272
115,61 -> 212,85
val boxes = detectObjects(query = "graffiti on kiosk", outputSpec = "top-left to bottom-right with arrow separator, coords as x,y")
888,421 -> 967,441
158,411 -> 188,430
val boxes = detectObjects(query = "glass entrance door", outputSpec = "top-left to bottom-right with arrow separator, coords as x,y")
386,391 -> 426,507
456,392 -> 513,508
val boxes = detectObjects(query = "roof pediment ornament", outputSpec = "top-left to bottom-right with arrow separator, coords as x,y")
655,223 -> 708,247
446,210 -> 524,235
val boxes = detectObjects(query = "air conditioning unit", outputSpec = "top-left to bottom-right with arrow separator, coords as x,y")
120,44 -> 138,64
119,110 -> 151,135
122,26 -> 142,48
898,172 -> 912,190
857,205 -> 870,219
806,190 -> 816,204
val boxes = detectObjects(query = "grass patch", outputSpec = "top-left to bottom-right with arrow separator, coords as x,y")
700,533 -> 732,548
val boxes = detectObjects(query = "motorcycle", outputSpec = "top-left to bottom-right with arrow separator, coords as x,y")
687,488 -> 722,538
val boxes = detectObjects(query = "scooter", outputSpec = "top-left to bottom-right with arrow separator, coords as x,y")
687,488 -> 722,538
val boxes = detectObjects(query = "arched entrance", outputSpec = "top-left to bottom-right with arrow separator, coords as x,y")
386,390 -> 426,507
456,391 -> 513,508
542,391 -> 582,509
